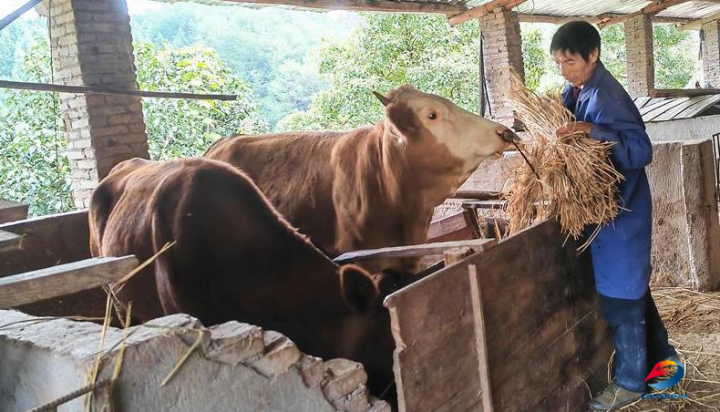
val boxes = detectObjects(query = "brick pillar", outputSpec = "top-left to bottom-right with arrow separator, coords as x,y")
49,0 -> 148,209
702,20 -> 720,88
624,15 -> 655,97
480,10 -> 524,127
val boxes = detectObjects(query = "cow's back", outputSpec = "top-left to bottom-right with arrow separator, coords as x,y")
206,132 -> 346,255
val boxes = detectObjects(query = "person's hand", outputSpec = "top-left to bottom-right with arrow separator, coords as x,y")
556,121 -> 593,137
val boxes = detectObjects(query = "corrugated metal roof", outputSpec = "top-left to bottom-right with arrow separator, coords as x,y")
634,95 -> 720,122
148,0 -> 720,20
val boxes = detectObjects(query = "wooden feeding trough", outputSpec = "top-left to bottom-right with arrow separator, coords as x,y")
0,209 -> 611,411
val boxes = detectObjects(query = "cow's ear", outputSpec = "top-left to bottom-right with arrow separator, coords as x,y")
340,265 -> 380,313
373,91 -> 391,107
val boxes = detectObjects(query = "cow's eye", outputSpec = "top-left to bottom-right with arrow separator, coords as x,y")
428,111 -> 438,120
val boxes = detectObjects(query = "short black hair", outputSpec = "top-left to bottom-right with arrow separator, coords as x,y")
550,21 -> 601,62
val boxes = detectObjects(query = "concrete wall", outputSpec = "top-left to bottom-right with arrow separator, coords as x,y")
0,311 -> 389,412
646,116 -> 720,142
702,20 -> 720,88
647,139 -> 720,290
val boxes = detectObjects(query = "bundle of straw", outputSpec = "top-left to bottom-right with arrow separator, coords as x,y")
503,70 -> 624,251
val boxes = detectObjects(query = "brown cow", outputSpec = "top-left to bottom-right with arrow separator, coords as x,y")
89,157 -> 404,398
205,85 -> 512,274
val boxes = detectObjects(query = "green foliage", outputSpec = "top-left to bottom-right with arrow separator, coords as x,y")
522,28 -> 546,91
134,42 -> 266,160
653,25 -> 696,88
0,40 -> 73,217
130,5 -> 354,127
277,14 -> 481,131
600,25 -> 628,87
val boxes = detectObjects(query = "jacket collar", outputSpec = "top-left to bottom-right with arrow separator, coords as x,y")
577,62 -> 606,102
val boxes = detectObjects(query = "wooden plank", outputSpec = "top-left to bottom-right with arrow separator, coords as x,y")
0,230 -> 21,254
652,95 -> 717,121
676,94 -> 720,119
427,212 -> 474,242
443,247 -> 474,265
0,256 -> 138,308
450,190 -> 502,200
0,210 -> 90,277
0,199 -> 29,224
468,264 -> 493,412
651,88 -> 720,98
385,220 -> 611,412
0,0 -> 42,32
448,0 -> 528,26
643,97 -> 691,122
333,239 -> 496,264
0,80 -> 238,101
461,199 -> 506,210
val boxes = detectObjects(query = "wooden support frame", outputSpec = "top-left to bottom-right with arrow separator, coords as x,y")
384,220 -> 611,411
333,238 -> 496,264
0,255 -> 138,308
0,80 -> 238,101
516,13 -> 693,25
651,88 -> 720,98
448,0 -> 528,27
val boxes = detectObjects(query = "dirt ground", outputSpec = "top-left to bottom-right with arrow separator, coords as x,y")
625,288 -> 720,412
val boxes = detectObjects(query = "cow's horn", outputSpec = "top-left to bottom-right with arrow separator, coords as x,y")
372,91 -> 390,107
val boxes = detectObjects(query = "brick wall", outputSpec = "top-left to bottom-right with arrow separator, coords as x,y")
480,10 -> 524,128
49,0 -> 148,208
702,20 -> 720,88
624,15 -> 655,97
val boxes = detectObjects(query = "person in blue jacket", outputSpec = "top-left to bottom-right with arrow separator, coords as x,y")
551,21 -> 678,411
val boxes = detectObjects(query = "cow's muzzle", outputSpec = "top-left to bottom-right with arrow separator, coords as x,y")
501,129 -> 521,143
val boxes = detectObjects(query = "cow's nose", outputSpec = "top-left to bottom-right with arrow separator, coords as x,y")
501,129 -> 520,143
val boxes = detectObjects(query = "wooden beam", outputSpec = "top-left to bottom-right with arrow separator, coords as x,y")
0,0 -> 42,32
0,199 -> 29,225
448,0 -> 528,27
333,239 -> 496,264
651,88 -> 720,97
0,230 -> 22,254
0,80 -> 239,101
678,10 -> 720,30
0,256 -> 138,308
222,0 -> 466,14
597,0 -> 692,29
516,13 -> 691,25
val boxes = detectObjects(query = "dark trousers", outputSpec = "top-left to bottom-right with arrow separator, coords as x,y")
598,291 -> 677,392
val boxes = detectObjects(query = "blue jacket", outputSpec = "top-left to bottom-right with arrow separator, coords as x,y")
561,62 -> 653,299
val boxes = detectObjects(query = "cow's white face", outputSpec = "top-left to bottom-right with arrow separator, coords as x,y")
381,86 -> 509,173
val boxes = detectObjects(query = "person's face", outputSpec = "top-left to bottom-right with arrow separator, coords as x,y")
552,48 -> 599,87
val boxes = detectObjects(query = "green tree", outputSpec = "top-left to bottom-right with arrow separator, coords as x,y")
277,14 -> 482,131
522,28 -> 546,91
134,42 -> 267,160
600,25 -> 627,87
0,40 -> 73,217
653,24 -> 696,88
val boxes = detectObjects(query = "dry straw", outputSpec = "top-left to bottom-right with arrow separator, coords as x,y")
503,70 -> 624,251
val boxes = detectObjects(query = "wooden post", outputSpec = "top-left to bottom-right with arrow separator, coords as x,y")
468,264 -> 493,412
